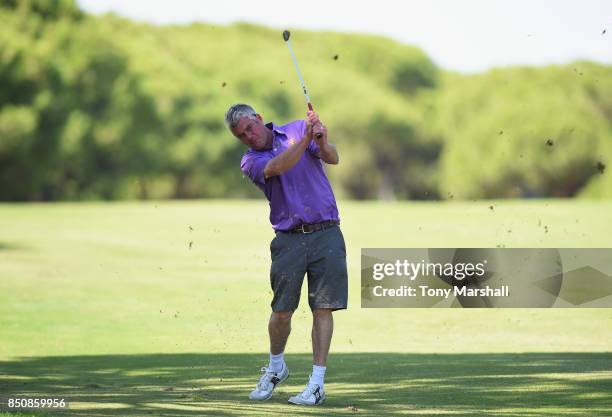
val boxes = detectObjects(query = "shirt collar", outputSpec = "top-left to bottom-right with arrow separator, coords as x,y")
266,122 -> 286,136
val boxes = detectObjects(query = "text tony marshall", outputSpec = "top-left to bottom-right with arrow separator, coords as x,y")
372,285 -> 510,298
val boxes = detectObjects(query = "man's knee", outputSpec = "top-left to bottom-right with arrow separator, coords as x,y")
312,308 -> 333,318
272,311 -> 294,322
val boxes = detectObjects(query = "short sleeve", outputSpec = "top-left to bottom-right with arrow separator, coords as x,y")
241,153 -> 272,186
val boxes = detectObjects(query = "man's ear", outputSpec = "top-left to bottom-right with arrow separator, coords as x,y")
255,114 -> 263,122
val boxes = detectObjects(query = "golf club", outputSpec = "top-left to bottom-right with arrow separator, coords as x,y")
282,29 -> 323,139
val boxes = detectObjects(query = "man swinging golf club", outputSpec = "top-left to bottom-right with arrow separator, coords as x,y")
224,102 -> 347,405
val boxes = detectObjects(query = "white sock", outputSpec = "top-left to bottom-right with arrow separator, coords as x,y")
269,352 -> 285,373
309,365 -> 326,388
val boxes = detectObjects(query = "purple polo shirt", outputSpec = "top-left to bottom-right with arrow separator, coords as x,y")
241,120 -> 340,231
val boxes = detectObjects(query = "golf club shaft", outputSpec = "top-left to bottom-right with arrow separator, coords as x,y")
286,38 -> 312,107
284,37 -> 322,139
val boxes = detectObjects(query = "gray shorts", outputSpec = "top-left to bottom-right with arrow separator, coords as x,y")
269,225 -> 348,312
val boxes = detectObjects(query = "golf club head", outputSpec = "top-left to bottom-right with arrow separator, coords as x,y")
282,30 -> 290,41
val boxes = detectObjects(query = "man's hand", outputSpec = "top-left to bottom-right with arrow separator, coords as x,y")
307,110 -> 320,126
307,110 -> 327,147
301,120 -> 314,142
313,124 -> 328,147
306,110 -> 338,165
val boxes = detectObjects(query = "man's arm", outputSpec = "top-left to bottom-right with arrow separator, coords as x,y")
263,123 -> 313,178
309,111 -> 339,165
316,142 -> 339,165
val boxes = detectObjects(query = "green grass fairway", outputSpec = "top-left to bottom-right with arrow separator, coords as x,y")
1,200 -> 611,416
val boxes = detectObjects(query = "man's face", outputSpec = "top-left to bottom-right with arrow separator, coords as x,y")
231,115 -> 270,150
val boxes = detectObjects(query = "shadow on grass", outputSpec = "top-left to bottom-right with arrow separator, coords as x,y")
1,353 -> 611,416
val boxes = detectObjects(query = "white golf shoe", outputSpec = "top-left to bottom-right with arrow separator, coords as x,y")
248,364 -> 289,401
287,382 -> 325,405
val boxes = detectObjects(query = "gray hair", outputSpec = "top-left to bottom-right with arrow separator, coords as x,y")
225,103 -> 258,129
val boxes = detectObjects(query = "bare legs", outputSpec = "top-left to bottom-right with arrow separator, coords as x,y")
311,308 -> 333,366
268,308 -> 334,365
269,311 -> 292,355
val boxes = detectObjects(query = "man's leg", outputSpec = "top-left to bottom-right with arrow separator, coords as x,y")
249,311 -> 293,401
250,230 -> 304,401
269,311 -> 293,355
286,308 -> 332,405
311,308 -> 333,365
288,225 -> 346,405
308,308 -> 333,397
268,232 -> 304,371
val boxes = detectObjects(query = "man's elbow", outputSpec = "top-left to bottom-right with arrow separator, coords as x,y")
326,154 -> 339,165
264,162 -> 281,178
263,166 -> 275,179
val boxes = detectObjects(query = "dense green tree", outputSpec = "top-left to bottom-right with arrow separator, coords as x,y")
1,0 -> 82,20
437,65 -> 611,199
0,7 -> 163,200
0,2 -> 609,200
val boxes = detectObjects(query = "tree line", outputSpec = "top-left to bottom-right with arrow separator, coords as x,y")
0,0 -> 610,201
